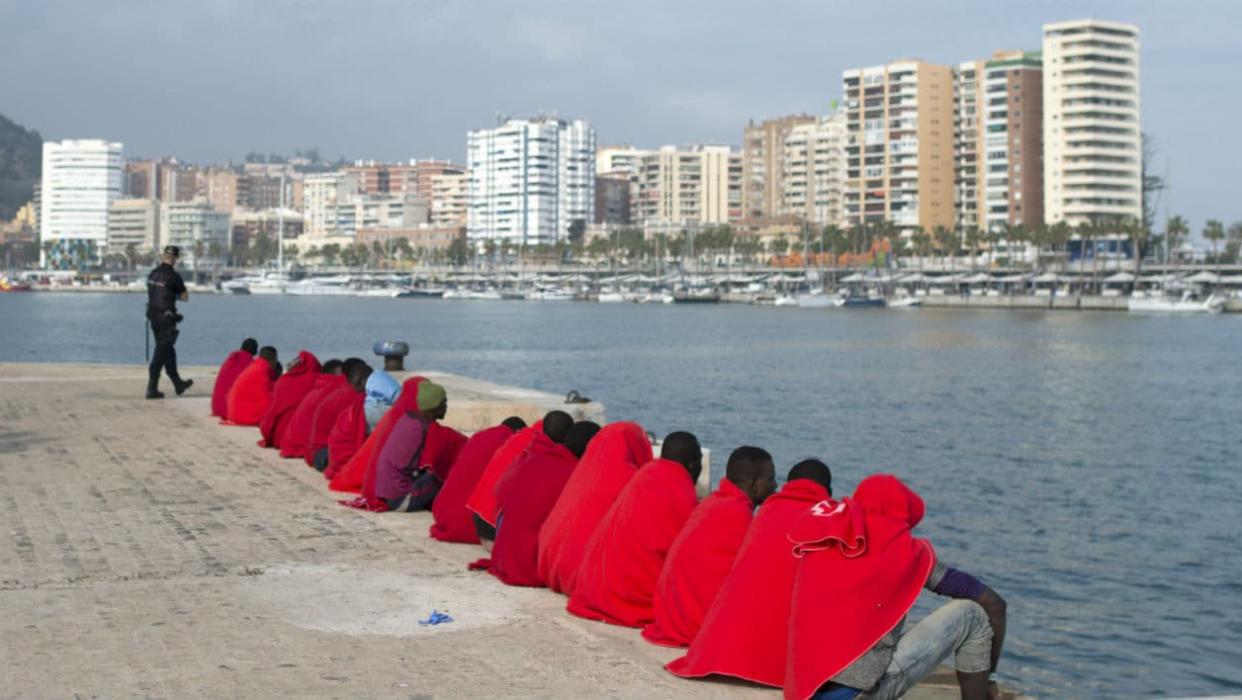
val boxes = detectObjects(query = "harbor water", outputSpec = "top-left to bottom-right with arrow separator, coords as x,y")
2,292 -> 1240,698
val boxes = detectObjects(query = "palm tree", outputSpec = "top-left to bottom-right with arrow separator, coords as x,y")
1226,221 -> 1242,263
1203,219 -> 1226,290
1164,215 -> 1189,264
1126,218 -> 1149,279
932,226 -> 954,273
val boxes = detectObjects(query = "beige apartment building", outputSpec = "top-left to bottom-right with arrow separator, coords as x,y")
842,60 -> 956,235
429,171 -> 469,227
957,51 -> 1044,231
780,112 -> 846,227
635,145 -> 739,226
106,198 -> 160,252
1042,19 -> 1141,226
742,115 -> 816,220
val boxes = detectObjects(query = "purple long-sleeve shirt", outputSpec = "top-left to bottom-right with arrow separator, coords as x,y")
373,413 -> 427,501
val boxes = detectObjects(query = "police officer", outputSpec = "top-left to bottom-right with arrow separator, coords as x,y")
146,245 -> 193,399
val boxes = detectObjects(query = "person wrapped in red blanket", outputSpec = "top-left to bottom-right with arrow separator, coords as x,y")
566,431 -> 702,628
323,369 -> 399,477
258,350 -> 320,448
304,358 -> 370,470
488,419 -> 601,586
665,459 -> 833,688
462,422 -> 544,549
210,338 -> 256,418
429,417 -> 528,544
784,474 -> 1007,700
537,420 -> 653,595
224,346 -> 279,426
331,377 -> 466,510
278,360 -> 344,459
642,445 -> 777,648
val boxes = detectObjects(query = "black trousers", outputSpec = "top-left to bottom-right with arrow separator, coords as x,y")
148,317 -> 183,390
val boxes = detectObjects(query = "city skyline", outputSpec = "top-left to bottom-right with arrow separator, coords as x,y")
2,1 -> 1239,228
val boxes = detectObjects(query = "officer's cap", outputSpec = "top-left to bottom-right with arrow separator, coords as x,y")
163,245 -> 181,257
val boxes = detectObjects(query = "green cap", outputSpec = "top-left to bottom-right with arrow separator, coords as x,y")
416,381 -> 446,411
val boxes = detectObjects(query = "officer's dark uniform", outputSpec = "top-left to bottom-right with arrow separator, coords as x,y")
146,247 -> 190,398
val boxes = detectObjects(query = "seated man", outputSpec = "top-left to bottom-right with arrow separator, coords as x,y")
225,346 -> 279,426
567,432 -> 702,628
305,358 -> 370,470
259,350 -> 321,449
429,416 -> 528,544
464,421 -> 549,550
666,459 -> 833,688
363,369 -> 401,431
642,446 -> 777,648
211,338 -> 257,418
371,381 -> 449,512
786,474 -> 1007,700
278,359 -> 343,459
537,421 -> 653,595
489,419 -> 601,587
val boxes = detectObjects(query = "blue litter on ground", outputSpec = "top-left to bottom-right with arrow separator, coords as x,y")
418,610 -> 454,626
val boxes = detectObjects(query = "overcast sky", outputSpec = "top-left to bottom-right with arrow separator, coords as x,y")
2,0 -> 1238,227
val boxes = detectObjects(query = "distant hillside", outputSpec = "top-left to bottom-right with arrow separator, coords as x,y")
0,113 -> 42,221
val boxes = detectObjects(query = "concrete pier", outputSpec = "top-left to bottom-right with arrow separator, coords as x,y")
0,363 -> 1015,698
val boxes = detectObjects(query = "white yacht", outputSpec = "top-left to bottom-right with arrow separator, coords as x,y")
1127,290 -> 1225,314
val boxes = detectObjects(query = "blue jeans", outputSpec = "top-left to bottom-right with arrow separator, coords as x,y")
860,600 -> 993,700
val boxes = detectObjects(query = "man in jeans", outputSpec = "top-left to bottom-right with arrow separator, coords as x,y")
786,475 -> 1007,700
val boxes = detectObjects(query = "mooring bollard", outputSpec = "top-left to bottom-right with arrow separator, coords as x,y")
373,340 -> 410,372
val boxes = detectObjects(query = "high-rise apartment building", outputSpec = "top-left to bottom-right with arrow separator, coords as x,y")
302,172 -> 360,238
466,117 -> 595,245
842,61 -> 956,234
742,115 -> 816,220
335,194 -> 428,237
982,51 -> 1044,231
1042,19 -> 1141,226
635,145 -> 738,226
160,200 -> 230,267
781,112 -> 847,227
955,60 -> 986,231
40,139 -> 123,262
200,169 -> 239,214
957,51 -> 1044,231
106,198 -> 160,252
594,174 -> 631,225
410,160 -> 465,209
595,146 -> 646,178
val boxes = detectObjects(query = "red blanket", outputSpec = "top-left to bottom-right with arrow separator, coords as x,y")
642,478 -> 753,648
464,425 -> 542,527
360,420 -> 466,501
784,475 -> 934,700
225,357 -> 275,426
488,432 -> 578,587
280,375 -> 345,459
429,424 -> 518,543
665,478 -> 829,687
258,350 -> 320,448
325,398 -> 367,477
566,457 -> 698,628
304,383 -> 362,465
538,421 -> 652,595
211,350 -> 253,418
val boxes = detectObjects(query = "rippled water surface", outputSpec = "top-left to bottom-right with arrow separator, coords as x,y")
3,292 -> 1241,697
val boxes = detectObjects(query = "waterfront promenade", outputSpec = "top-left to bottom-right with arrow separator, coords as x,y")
0,363 -> 1004,698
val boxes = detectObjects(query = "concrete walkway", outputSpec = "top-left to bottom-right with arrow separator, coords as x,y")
0,363 -> 985,698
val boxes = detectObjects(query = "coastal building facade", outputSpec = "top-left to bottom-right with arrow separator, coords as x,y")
160,200 -> 230,267
634,145 -> 738,226
429,171 -> 469,227
1042,19 -> 1142,226
841,61 -> 956,235
466,117 -> 596,246
302,172 -> 360,238
40,139 -> 124,264
780,112 -> 846,227
742,115 -> 816,220
106,198 -> 161,253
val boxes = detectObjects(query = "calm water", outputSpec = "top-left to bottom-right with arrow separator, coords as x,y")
3,292 -> 1241,697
